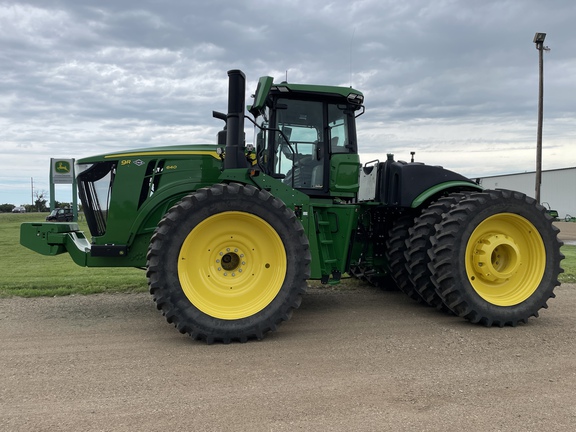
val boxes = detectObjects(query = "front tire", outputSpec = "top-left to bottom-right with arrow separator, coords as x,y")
429,189 -> 563,326
147,183 -> 310,343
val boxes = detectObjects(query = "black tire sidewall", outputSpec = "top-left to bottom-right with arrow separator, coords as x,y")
407,193 -> 465,309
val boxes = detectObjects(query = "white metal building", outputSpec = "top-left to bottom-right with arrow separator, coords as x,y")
478,167 -> 576,220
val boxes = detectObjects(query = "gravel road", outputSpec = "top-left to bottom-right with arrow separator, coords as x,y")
1,222 -> 575,431
557,221 -> 576,245
1,283 -> 575,432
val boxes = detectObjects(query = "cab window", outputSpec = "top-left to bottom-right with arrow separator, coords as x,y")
328,104 -> 350,154
272,99 -> 324,189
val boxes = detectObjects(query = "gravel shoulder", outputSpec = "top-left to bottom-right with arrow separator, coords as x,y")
1,282 -> 575,432
555,221 -> 576,243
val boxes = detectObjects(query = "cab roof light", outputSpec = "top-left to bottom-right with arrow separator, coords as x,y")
271,85 -> 290,92
347,93 -> 364,104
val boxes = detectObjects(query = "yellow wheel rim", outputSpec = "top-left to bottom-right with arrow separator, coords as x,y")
178,211 -> 287,320
465,213 -> 546,306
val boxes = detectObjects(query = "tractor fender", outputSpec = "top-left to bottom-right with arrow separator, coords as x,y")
127,180 -> 220,243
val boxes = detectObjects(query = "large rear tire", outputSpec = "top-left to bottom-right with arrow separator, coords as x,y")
147,183 -> 310,343
429,189 -> 563,326
385,214 -> 424,302
405,193 -> 465,311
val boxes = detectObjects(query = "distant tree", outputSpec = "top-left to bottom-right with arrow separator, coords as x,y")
34,190 -> 48,212
55,201 -> 72,209
0,203 -> 15,213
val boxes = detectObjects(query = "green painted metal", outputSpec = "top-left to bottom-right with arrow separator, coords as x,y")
329,154 -> 360,197
411,181 -> 482,208
248,76 -> 274,116
270,82 -> 363,101
242,172 -> 360,281
89,145 -> 221,245
21,145 -> 225,267
78,144 -> 222,164
308,202 -> 358,281
20,222 -> 81,256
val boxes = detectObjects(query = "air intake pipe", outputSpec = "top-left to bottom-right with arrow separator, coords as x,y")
224,69 -> 248,169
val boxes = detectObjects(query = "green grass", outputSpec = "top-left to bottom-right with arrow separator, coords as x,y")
0,213 -> 148,297
0,212 -> 574,297
560,244 -> 576,283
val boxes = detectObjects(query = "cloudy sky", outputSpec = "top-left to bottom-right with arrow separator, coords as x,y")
1,0 -> 575,206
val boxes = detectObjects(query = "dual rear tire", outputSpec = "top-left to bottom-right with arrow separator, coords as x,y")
427,189 -> 563,326
396,189 -> 563,326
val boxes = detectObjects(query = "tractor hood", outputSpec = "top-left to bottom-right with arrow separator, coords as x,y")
76,144 -> 223,164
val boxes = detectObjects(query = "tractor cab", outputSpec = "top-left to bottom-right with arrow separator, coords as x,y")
250,78 -> 365,198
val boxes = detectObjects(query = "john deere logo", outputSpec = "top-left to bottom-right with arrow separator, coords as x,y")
55,161 -> 71,174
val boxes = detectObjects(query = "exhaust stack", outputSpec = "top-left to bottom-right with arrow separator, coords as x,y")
225,69 -> 248,169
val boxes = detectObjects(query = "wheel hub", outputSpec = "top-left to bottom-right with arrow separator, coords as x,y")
472,233 -> 521,283
214,247 -> 246,277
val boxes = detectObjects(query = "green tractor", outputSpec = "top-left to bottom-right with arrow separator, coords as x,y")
21,70 -> 563,343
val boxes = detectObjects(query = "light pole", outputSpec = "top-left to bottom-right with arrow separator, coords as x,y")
533,32 -> 549,203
